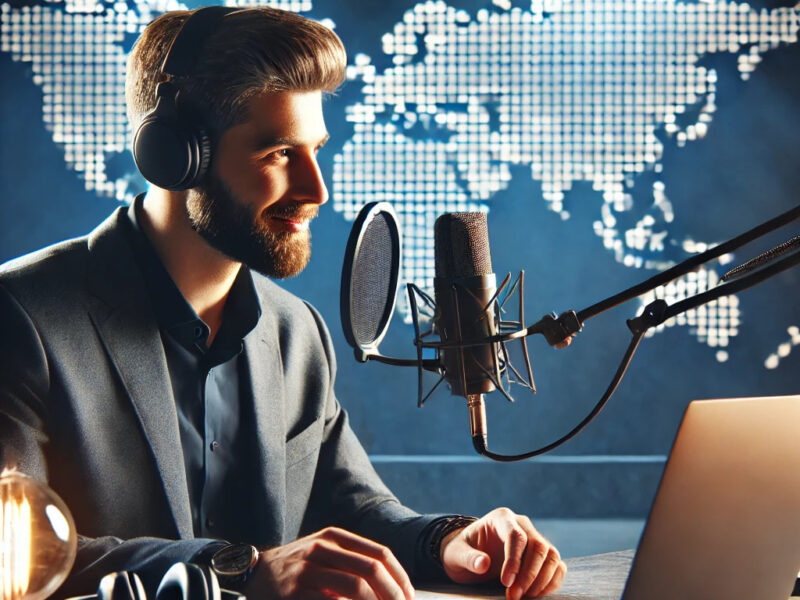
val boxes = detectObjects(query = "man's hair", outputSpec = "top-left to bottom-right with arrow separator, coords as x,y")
126,6 -> 347,133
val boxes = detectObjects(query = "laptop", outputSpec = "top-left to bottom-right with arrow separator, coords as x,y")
621,394 -> 800,600
417,395 -> 800,600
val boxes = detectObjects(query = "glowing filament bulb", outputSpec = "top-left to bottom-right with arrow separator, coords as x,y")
1,486 -> 32,600
0,471 -> 75,600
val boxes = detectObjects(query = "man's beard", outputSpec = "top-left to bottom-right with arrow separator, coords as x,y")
186,173 -> 316,279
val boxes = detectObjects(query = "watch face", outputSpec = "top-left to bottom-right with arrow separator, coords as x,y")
212,544 -> 258,576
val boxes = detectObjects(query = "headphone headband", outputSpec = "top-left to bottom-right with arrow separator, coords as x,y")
133,6 -> 242,191
162,6 -> 241,78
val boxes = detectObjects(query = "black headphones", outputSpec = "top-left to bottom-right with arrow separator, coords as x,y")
132,6 -> 240,191
68,562 -> 243,600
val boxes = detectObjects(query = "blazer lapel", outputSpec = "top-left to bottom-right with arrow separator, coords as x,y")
86,209 -> 194,539
243,310 -> 287,546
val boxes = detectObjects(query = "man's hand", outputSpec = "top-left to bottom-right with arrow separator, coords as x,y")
245,527 -> 414,600
440,508 -> 566,599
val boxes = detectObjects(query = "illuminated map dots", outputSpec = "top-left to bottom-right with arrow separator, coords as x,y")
1,3 -> 138,200
226,0 -> 313,10
765,326 -> 800,370
333,0 -> 798,350
1,0 -> 799,361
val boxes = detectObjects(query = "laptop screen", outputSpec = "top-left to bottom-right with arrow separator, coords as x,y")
622,395 -> 800,600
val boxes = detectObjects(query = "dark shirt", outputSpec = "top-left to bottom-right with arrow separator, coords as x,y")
125,194 -> 260,542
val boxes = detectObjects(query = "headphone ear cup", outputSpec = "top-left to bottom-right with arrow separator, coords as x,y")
156,562 -> 220,600
96,571 -> 147,600
133,82 -> 212,191
188,125 -> 212,189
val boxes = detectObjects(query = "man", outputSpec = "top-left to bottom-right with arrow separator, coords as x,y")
0,6 -> 566,599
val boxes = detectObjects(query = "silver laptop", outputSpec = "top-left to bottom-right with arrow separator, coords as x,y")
416,395 -> 800,600
621,395 -> 800,600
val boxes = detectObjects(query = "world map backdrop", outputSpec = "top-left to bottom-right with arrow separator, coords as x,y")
1,0 -> 799,518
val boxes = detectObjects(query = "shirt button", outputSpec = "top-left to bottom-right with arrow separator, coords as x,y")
205,517 -> 215,529
210,440 -> 220,452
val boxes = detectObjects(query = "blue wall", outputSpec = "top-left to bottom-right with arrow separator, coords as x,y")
2,0 -> 799,520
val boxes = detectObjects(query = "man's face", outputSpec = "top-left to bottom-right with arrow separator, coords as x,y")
186,90 -> 330,278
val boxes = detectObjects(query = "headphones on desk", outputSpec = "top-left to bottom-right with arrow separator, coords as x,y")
132,6 -> 241,191
68,562 -> 243,600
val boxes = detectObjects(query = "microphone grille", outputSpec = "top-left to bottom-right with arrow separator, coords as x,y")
434,212 -> 493,279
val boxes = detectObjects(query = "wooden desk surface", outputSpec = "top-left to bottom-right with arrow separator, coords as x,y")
544,550 -> 632,600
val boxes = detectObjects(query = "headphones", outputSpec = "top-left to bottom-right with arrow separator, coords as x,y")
132,6 -> 241,191
68,562 -> 243,600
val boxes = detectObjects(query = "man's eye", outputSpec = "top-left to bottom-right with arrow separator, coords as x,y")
262,148 -> 290,162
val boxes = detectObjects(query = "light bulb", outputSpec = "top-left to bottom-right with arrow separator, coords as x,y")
0,470 -> 77,600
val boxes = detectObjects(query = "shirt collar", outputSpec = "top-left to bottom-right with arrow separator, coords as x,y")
125,194 -> 262,359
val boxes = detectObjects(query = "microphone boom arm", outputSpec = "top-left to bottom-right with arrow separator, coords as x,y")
577,202 -> 800,326
473,202 -> 800,461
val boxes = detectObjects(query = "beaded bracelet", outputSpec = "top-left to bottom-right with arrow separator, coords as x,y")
431,516 -> 479,565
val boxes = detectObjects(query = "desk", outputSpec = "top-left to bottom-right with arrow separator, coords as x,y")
418,550 -> 633,599
419,549 -> 800,600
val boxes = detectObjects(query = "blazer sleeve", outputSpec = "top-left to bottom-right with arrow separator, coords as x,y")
296,302 -> 448,581
0,283 -> 223,598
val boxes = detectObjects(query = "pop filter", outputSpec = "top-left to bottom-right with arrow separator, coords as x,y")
340,202 -> 402,361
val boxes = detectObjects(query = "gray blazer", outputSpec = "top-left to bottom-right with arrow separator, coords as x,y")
0,208 -> 437,596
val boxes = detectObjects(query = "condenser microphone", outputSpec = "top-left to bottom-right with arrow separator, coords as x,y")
433,212 -> 503,450
341,200 -> 800,461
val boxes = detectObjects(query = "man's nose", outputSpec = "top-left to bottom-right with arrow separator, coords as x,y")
293,152 -> 329,206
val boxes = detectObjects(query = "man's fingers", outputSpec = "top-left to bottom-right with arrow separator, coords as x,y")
531,560 -> 567,598
471,551 -> 492,574
444,534 -> 492,575
305,539 -> 409,600
524,549 -> 563,598
554,336 -> 573,349
484,509 -> 533,588
311,528 -> 414,600
253,529 -> 416,600
499,522 -> 528,588
507,540 -> 551,600
298,564 -> 381,600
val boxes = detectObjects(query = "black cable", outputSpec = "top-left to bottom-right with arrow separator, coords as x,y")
472,227 -> 800,462
472,330 -> 644,461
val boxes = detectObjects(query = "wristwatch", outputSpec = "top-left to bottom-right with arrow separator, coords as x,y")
210,543 -> 259,590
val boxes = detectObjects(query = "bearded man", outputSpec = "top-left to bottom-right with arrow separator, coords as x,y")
0,6 -> 566,599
